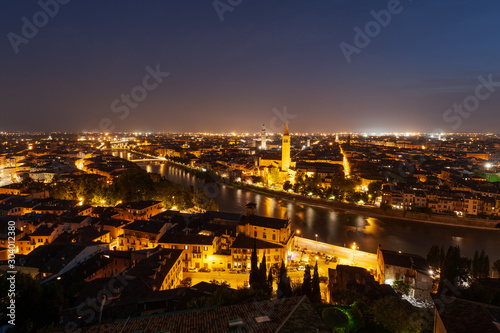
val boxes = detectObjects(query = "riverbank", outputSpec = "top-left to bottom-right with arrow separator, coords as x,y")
238,183 -> 500,231
131,154 -> 500,231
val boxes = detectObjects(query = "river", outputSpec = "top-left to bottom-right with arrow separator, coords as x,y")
113,150 -> 499,261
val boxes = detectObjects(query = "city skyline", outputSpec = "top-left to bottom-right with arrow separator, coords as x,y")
2,1 -> 500,133
3,2 -> 500,332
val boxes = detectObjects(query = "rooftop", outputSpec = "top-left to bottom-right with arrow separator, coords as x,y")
158,233 -> 215,246
230,234 -> 283,250
434,296 -> 500,333
82,296 -> 330,333
380,249 -> 430,275
240,214 -> 289,230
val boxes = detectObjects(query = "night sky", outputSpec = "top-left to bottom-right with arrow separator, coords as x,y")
2,0 -> 500,133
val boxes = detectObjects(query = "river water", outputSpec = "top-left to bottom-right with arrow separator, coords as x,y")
114,150 -> 499,260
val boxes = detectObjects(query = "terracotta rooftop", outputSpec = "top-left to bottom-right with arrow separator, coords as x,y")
434,296 -> 500,333
82,296 -> 330,333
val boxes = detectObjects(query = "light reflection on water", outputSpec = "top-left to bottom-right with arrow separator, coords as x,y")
113,151 -> 500,260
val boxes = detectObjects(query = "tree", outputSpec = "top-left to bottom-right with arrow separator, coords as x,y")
0,272 -> 65,332
267,266 -> 274,294
283,180 -> 292,192
493,260 -> 500,276
371,297 -> 423,333
427,244 -> 441,269
321,307 -> 349,332
205,199 -> 219,212
331,289 -> 362,306
439,245 -> 468,291
311,261 -> 321,303
277,260 -> 291,298
439,245 -> 446,269
478,250 -> 490,278
368,181 -> 383,200
258,253 -> 270,295
301,264 -> 312,297
259,254 -> 267,284
250,240 -> 259,286
392,280 -> 411,296
471,250 -> 479,278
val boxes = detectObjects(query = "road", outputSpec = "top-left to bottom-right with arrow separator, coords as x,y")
294,237 -> 378,271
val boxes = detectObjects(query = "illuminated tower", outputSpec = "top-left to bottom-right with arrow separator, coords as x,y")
281,124 -> 290,171
261,124 -> 266,150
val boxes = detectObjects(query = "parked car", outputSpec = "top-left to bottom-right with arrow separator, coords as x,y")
288,267 -> 297,272
332,256 -> 338,263
180,277 -> 192,287
298,266 -> 305,271
198,267 -> 211,272
188,267 -> 197,272
240,270 -> 249,274
229,269 -> 237,274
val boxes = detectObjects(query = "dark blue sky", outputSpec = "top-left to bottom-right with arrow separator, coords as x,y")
2,0 -> 500,133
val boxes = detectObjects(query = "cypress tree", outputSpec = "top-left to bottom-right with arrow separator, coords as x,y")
439,245 -> 461,292
259,253 -> 267,285
479,251 -> 490,278
267,265 -> 274,294
484,255 -> 490,278
478,249 -> 486,278
250,239 -> 259,286
302,264 -> 312,297
311,261 -> 321,303
277,260 -> 290,298
427,244 -> 440,269
439,245 -> 446,269
472,250 -> 479,278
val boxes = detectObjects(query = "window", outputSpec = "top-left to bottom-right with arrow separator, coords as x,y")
254,231 -> 257,237
272,234 -> 276,241
184,245 -> 189,250
263,232 -> 267,239
204,246 -> 208,251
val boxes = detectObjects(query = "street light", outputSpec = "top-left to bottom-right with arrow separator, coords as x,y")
315,234 -> 318,242
351,242 -> 359,265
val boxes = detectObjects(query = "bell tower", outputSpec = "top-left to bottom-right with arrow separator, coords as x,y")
261,124 -> 266,150
281,124 -> 290,172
